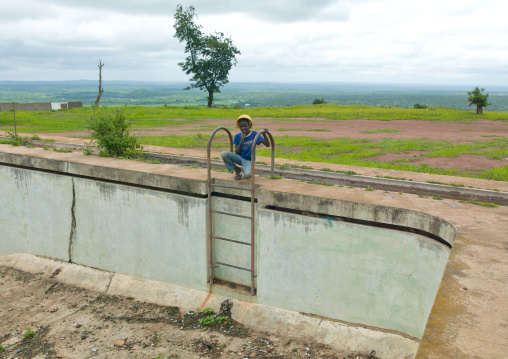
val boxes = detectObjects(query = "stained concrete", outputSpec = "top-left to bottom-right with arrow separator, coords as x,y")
1,144 -> 507,358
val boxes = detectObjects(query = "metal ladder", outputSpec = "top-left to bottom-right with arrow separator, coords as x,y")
206,127 -> 275,295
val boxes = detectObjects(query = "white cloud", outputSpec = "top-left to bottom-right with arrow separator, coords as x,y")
0,0 -> 507,84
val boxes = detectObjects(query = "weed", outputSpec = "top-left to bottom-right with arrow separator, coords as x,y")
320,167 -> 334,172
306,180 -> 334,186
53,147 -> 72,153
276,163 -> 289,169
203,307 -> 213,314
87,108 -> 138,157
300,165 -> 314,170
43,146 -> 49,150
199,315 -> 216,325
398,191 -> 404,195
418,195 -> 427,198
336,170 -> 357,175
44,139 -> 55,142
24,328 -> 36,339
381,175 -> 406,180
0,344 -> 4,352
146,160 -> 162,164
468,200 -> 499,208
215,315 -> 230,324
365,187 -> 374,191
83,145 -> 94,155
266,175 -> 282,179
432,196 -> 443,200
426,180 -> 464,188
256,161 -> 267,165
360,128 -> 401,134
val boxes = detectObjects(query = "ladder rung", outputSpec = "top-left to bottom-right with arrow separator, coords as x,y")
214,261 -> 251,272
212,236 -> 251,245
211,184 -> 252,191
211,210 -> 252,219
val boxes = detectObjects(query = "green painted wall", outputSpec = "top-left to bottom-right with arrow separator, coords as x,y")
0,163 -> 451,340
256,209 -> 450,338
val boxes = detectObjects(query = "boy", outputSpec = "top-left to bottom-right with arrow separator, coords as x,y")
220,114 -> 270,180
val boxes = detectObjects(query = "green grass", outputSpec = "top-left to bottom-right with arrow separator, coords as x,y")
1,105 -> 507,182
2,104 -> 508,135
360,128 -> 401,134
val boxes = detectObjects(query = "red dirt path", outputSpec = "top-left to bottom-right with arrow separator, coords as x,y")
44,118 -> 508,171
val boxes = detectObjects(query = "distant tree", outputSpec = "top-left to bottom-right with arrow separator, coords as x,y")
95,60 -> 105,107
413,103 -> 428,109
467,86 -> 491,114
312,98 -> 326,105
173,5 -> 240,108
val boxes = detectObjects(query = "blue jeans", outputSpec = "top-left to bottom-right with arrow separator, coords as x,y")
220,151 -> 252,178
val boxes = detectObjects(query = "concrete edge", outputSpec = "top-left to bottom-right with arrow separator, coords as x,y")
0,147 -> 458,247
2,137 -> 506,200
0,253 -> 419,359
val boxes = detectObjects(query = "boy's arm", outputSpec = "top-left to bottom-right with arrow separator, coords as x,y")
261,128 -> 270,147
235,133 -> 245,154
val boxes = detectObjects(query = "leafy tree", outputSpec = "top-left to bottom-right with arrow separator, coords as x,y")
467,86 -> 491,114
312,98 -> 326,105
173,5 -> 240,108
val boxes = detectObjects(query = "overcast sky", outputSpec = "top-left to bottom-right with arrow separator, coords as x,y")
0,0 -> 506,85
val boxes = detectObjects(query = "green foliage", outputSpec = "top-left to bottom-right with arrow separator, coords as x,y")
0,344 -> 4,352
87,108 -> 138,157
24,328 -> 36,339
2,132 -> 39,147
53,147 -> 72,153
173,5 -> 240,107
203,307 -> 213,314
467,87 -> 491,114
83,145 -> 94,155
312,98 -> 326,104
467,200 -> 499,208
360,128 -> 401,134
199,315 -> 214,325
413,103 -> 428,109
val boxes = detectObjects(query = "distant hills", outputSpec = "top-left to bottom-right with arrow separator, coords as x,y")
1,81 -> 507,111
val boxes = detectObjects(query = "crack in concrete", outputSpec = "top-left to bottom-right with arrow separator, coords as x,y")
68,178 -> 76,262
103,272 -> 115,293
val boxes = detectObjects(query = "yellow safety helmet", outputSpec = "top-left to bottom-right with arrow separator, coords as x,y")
236,114 -> 253,129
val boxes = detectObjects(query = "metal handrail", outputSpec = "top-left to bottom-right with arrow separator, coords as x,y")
206,126 -> 275,296
206,127 -> 234,293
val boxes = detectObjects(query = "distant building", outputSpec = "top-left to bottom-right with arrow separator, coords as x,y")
0,101 -> 83,112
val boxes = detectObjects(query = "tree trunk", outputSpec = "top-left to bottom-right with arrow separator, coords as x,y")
477,105 -> 483,114
95,60 -> 104,107
207,90 -> 214,108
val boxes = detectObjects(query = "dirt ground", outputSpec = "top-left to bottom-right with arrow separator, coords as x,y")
45,118 -> 508,171
0,266 -> 379,359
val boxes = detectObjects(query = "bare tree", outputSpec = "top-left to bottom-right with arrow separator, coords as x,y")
95,60 -> 105,107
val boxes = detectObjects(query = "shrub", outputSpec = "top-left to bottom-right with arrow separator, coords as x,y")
413,103 -> 428,109
87,108 -> 138,157
312,98 -> 326,105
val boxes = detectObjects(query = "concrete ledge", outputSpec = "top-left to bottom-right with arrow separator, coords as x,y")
0,253 -> 419,359
0,253 -> 112,293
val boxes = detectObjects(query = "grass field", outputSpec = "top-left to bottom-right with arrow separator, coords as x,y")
1,104 -> 507,181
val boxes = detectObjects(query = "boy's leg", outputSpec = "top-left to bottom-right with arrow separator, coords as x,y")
241,158 -> 252,179
221,151 -> 244,180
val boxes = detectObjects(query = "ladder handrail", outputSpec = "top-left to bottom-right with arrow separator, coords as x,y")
206,126 -> 234,293
206,126 -> 275,296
